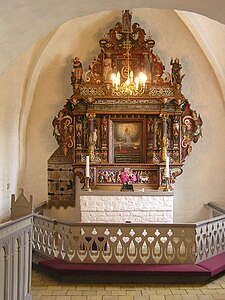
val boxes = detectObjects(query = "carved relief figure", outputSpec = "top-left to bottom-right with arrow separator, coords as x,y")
53,111 -> 74,157
192,110 -> 203,143
93,128 -> 98,148
180,101 -> 203,161
88,56 -> 102,83
101,116 -> 107,145
76,116 -> 82,145
173,119 -> 179,138
172,117 -> 180,150
132,22 -> 145,45
147,117 -> 153,149
122,10 -> 132,32
108,22 -> 123,50
103,54 -> 112,80
170,57 -> 185,86
151,55 -> 164,83
71,57 -> 83,84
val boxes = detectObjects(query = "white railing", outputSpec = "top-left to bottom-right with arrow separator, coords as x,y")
33,208 -> 225,265
195,212 -> 225,263
33,215 -> 197,264
0,215 -> 33,300
1,193 -> 224,299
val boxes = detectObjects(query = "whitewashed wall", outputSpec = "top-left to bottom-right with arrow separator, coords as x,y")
0,49 -> 34,222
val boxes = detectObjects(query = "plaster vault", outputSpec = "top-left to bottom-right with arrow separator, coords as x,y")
0,1 -> 225,222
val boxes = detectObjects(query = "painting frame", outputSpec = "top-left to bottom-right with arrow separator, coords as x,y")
109,118 -> 146,164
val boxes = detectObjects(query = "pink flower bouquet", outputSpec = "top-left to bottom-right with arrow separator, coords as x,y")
119,170 -> 136,184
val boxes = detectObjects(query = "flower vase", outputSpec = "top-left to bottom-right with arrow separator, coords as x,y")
120,182 -> 134,191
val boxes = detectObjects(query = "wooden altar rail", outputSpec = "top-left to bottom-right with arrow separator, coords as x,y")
32,213 -> 225,265
0,215 -> 33,300
195,214 -> 225,263
0,202 -> 224,298
205,201 -> 225,218
33,201 -> 48,215
194,202 -> 225,263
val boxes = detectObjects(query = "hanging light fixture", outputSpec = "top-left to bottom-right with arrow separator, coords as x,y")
110,34 -> 147,96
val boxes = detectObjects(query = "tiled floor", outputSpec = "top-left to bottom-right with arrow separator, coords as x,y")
32,269 -> 225,300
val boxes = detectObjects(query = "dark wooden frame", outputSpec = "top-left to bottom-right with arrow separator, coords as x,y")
109,117 -> 146,164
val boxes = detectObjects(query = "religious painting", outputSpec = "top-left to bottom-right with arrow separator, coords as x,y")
113,121 -> 142,163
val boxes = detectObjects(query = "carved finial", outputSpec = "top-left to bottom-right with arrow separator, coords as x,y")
11,194 -> 16,208
122,9 -> 132,33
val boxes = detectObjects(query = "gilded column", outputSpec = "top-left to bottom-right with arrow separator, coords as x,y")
86,113 -> 96,162
160,113 -> 169,162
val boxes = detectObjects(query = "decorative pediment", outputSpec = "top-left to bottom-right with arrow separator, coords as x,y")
70,10 -> 185,105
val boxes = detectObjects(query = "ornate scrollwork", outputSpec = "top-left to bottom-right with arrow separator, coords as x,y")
112,86 -> 145,97
52,111 -> 74,158
149,87 -> 174,97
181,101 -> 203,161
80,86 -> 105,97
70,10 -> 187,101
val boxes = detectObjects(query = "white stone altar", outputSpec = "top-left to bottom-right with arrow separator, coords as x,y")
79,190 -> 174,223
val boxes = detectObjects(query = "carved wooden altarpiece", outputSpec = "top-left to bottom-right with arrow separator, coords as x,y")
48,10 -> 203,208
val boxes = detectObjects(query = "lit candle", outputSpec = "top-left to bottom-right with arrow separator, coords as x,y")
135,77 -> 139,90
139,72 -> 143,86
165,156 -> 170,178
117,71 -> 120,84
86,156 -> 90,177
115,72 -> 120,90
130,70 -> 133,82
143,74 -> 147,87
111,73 -> 116,87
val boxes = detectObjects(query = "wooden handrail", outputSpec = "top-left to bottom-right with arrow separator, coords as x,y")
33,213 -> 196,227
0,213 -> 33,230
33,201 -> 48,214
205,202 -> 225,215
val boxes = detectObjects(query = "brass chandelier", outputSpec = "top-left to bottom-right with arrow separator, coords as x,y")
110,34 -> 147,96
